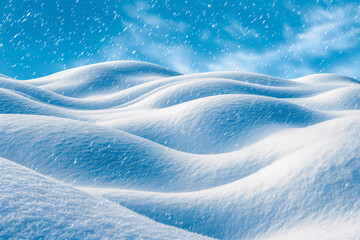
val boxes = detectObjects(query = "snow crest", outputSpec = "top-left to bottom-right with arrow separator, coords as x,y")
1,61 -> 360,239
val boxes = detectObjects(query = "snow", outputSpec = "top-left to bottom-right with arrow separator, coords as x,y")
1,60 -> 360,239
25,61 -> 181,97
0,157 -> 209,239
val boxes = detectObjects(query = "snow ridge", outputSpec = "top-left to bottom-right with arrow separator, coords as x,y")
1,61 -> 360,239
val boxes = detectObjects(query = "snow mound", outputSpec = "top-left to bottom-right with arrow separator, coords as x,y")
25,61 -> 180,97
82,116 -> 360,239
1,61 -> 360,239
0,157 -> 209,239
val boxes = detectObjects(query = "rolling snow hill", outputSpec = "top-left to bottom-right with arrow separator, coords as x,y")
0,61 -> 359,239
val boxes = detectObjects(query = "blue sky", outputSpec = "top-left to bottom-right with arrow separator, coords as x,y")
0,0 -> 359,79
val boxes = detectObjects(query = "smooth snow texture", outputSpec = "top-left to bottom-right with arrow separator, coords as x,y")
0,60 -> 360,239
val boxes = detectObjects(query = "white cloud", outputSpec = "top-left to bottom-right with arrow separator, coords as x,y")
98,0 -> 194,73
209,5 -> 360,78
224,19 -> 260,40
123,1 -> 188,34
331,53 -> 360,79
97,2 -> 360,78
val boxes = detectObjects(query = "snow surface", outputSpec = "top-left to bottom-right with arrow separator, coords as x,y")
1,60 -> 360,239
0,157 -> 209,239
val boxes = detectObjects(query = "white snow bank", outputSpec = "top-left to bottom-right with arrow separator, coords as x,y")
0,157 -> 210,239
80,116 -> 360,239
1,61 -> 360,239
25,61 -> 180,97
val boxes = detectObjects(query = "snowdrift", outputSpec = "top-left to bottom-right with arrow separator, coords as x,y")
0,61 -> 359,239
0,157 -> 209,239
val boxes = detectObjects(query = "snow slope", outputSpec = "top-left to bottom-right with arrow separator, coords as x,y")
0,61 -> 360,239
0,157 -> 209,239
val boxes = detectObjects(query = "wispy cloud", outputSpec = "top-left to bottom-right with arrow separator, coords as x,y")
97,1 -> 360,78
99,1 -> 197,73
2,0 -> 359,79
208,5 -> 360,78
